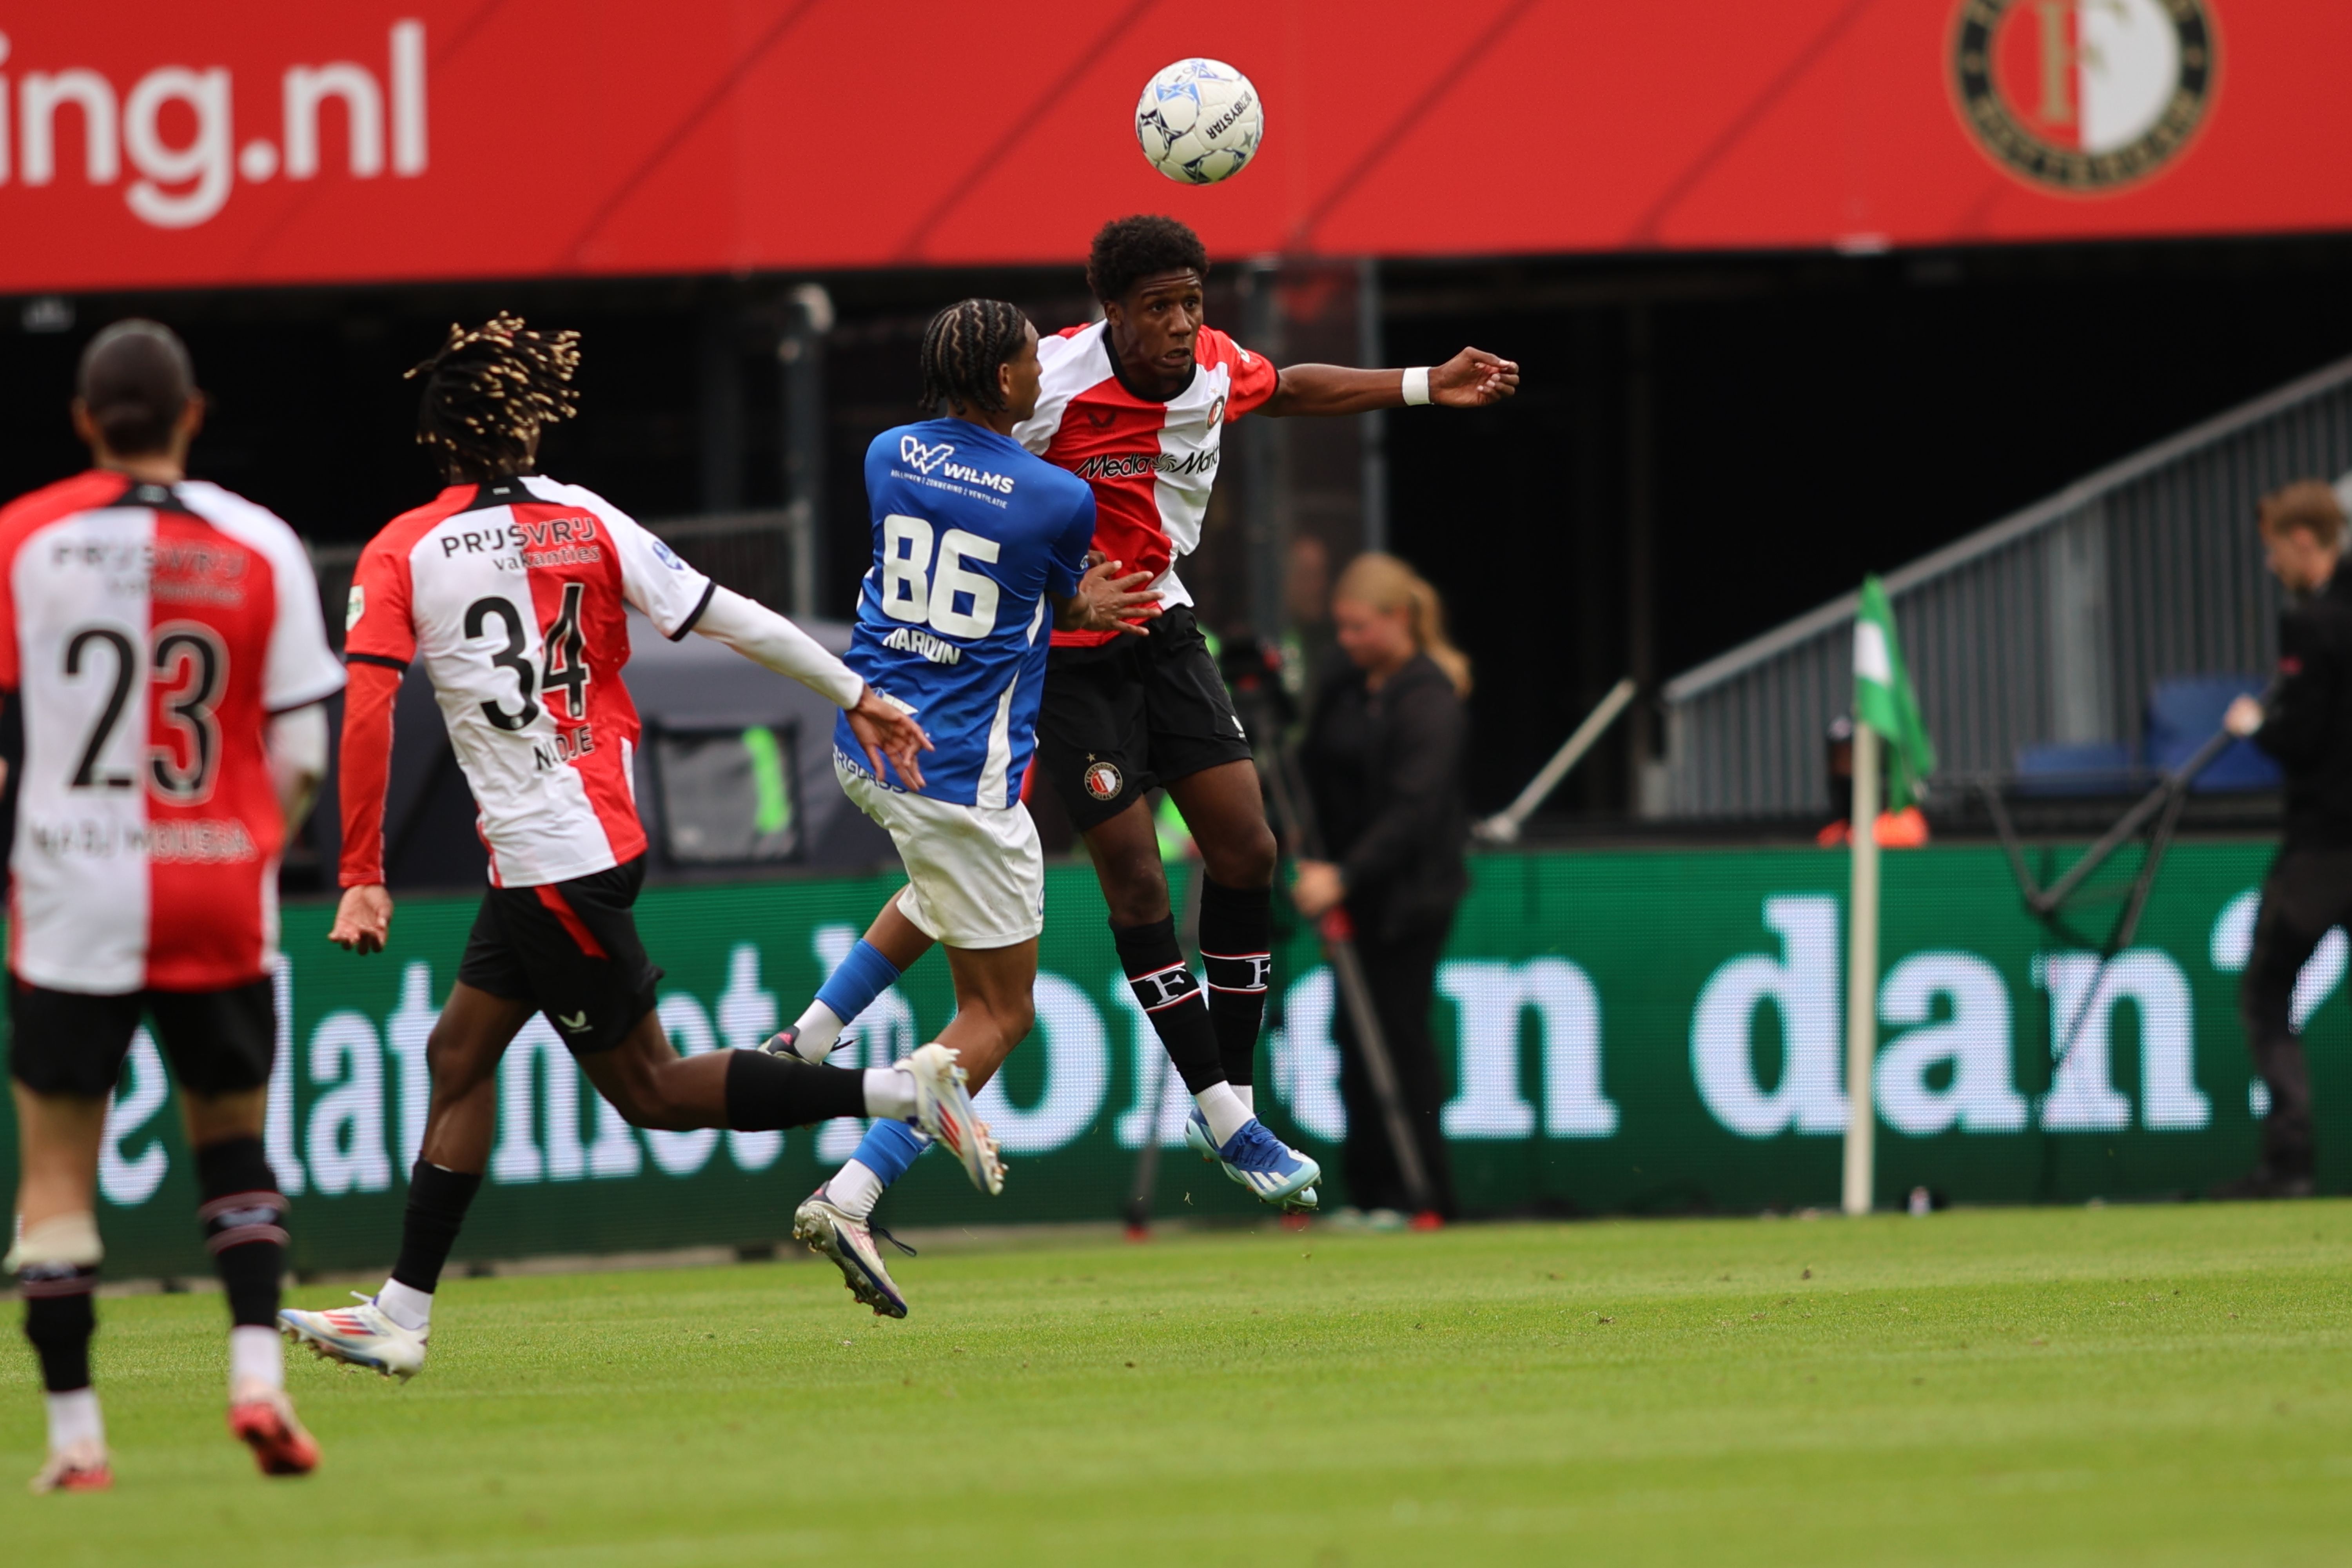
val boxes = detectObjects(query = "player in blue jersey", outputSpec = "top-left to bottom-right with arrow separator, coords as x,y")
775,301 -> 1161,1315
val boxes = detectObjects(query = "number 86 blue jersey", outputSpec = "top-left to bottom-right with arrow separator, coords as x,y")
835,420 -> 1096,808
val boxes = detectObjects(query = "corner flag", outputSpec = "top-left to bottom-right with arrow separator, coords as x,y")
1843,576 -> 1935,1217
1852,576 -> 1936,809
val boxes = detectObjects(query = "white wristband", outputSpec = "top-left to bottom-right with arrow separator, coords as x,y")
1401,366 -> 1432,406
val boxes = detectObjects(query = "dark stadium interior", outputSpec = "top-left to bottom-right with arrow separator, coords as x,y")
8,231 -> 2352,827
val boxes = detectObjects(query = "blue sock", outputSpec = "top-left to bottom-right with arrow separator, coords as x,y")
851,1119 -> 931,1186
818,940 -> 902,1025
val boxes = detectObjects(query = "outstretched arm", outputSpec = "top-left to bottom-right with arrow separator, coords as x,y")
1260,347 -> 1520,417
694,585 -> 933,788
693,585 -> 863,705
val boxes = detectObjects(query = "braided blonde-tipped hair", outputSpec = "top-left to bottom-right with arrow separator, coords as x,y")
406,312 -> 581,482
1334,552 -> 1472,698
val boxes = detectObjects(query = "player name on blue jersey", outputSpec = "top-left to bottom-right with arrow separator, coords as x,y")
836,421 -> 1096,808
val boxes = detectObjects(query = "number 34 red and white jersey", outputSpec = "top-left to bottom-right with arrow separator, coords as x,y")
0,472 -> 345,995
342,475 -> 714,889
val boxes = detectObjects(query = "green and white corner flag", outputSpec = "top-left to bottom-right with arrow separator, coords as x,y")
1853,575 -> 1936,810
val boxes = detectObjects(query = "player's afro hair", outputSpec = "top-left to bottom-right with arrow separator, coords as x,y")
1087,215 -> 1209,303
407,312 -> 581,483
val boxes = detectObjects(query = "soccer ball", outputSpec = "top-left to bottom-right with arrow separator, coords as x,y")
1134,59 -> 1264,185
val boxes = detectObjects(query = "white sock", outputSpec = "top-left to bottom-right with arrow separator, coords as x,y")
229,1325 -> 282,1393
1232,1085 -> 1255,1115
1196,1082 -> 1252,1144
863,1067 -> 917,1122
792,1001 -> 848,1062
377,1278 -> 433,1333
827,1160 -> 885,1222
45,1388 -> 103,1453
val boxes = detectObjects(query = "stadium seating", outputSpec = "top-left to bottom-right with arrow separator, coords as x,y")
2009,677 -> 2279,797
2011,740 -> 2138,797
2144,675 -> 2283,792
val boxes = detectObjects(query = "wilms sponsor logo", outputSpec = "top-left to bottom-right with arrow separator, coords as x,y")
897,435 -> 1014,494
1072,450 -> 1219,482
940,459 -> 1014,495
0,19 -> 429,229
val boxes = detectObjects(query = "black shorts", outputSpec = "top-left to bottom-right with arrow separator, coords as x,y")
8,977 -> 275,1100
1037,605 -> 1256,833
457,856 -> 662,1054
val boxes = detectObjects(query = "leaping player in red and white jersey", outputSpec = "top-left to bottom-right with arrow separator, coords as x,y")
279,316 -> 1000,1383
1021,218 -> 1514,1205
771,216 -> 1516,1218
4,321 -> 345,1490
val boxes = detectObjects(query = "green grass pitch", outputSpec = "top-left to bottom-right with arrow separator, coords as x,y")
3,1202 -> 2349,1566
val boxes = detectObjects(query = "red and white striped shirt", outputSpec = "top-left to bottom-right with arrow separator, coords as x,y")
1014,322 -> 1279,648
340,475 -> 713,889
0,472 -> 344,993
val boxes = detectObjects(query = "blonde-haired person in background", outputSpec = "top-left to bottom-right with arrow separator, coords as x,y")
2214,479 -> 2352,1199
1294,553 -> 1471,1225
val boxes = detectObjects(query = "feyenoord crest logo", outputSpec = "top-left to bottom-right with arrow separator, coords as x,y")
1952,0 -> 2216,193
1083,760 -> 1123,801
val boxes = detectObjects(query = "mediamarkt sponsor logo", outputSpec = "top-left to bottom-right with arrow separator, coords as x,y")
1073,450 -> 1219,481
0,19 -> 428,229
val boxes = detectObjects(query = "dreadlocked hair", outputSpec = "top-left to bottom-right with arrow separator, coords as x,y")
917,299 -> 1031,417
406,312 -> 582,482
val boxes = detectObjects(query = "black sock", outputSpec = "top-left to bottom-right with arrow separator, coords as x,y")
195,1137 -> 288,1328
725,1047 -> 867,1131
1198,879 -> 1272,1090
392,1161 -> 484,1296
1114,916 -> 1226,1097
20,1270 -> 98,1393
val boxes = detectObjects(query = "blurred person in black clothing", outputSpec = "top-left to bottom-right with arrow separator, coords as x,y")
2218,480 -> 2352,1198
1294,554 -> 1470,1221
1279,534 -> 1342,720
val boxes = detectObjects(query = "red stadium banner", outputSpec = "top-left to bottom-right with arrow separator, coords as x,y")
1,0 -> 2345,293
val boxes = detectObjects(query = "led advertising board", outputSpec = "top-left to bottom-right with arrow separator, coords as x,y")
3,2 -> 2348,294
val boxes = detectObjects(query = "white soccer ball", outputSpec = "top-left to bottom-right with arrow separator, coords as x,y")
1134,58 -> 1264,185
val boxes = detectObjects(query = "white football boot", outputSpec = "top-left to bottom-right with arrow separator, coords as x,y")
900,1043 -> 1005,1196
278,1294 -> 429,1381
27,1438 -> 111,1494
794,1186 -> 913,1319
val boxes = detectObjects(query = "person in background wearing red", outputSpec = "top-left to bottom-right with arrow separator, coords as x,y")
1817,715 -> 1930,848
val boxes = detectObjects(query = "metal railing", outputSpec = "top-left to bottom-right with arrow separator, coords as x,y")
1662,353 -> 2352,820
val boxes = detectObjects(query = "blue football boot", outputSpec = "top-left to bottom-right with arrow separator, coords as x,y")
1211,1119 -> 1321,1209
1184,1108 -> 1219,1163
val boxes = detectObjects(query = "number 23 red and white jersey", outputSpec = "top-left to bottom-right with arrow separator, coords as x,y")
0,472 -> 345,995
342,475 -> 713,889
